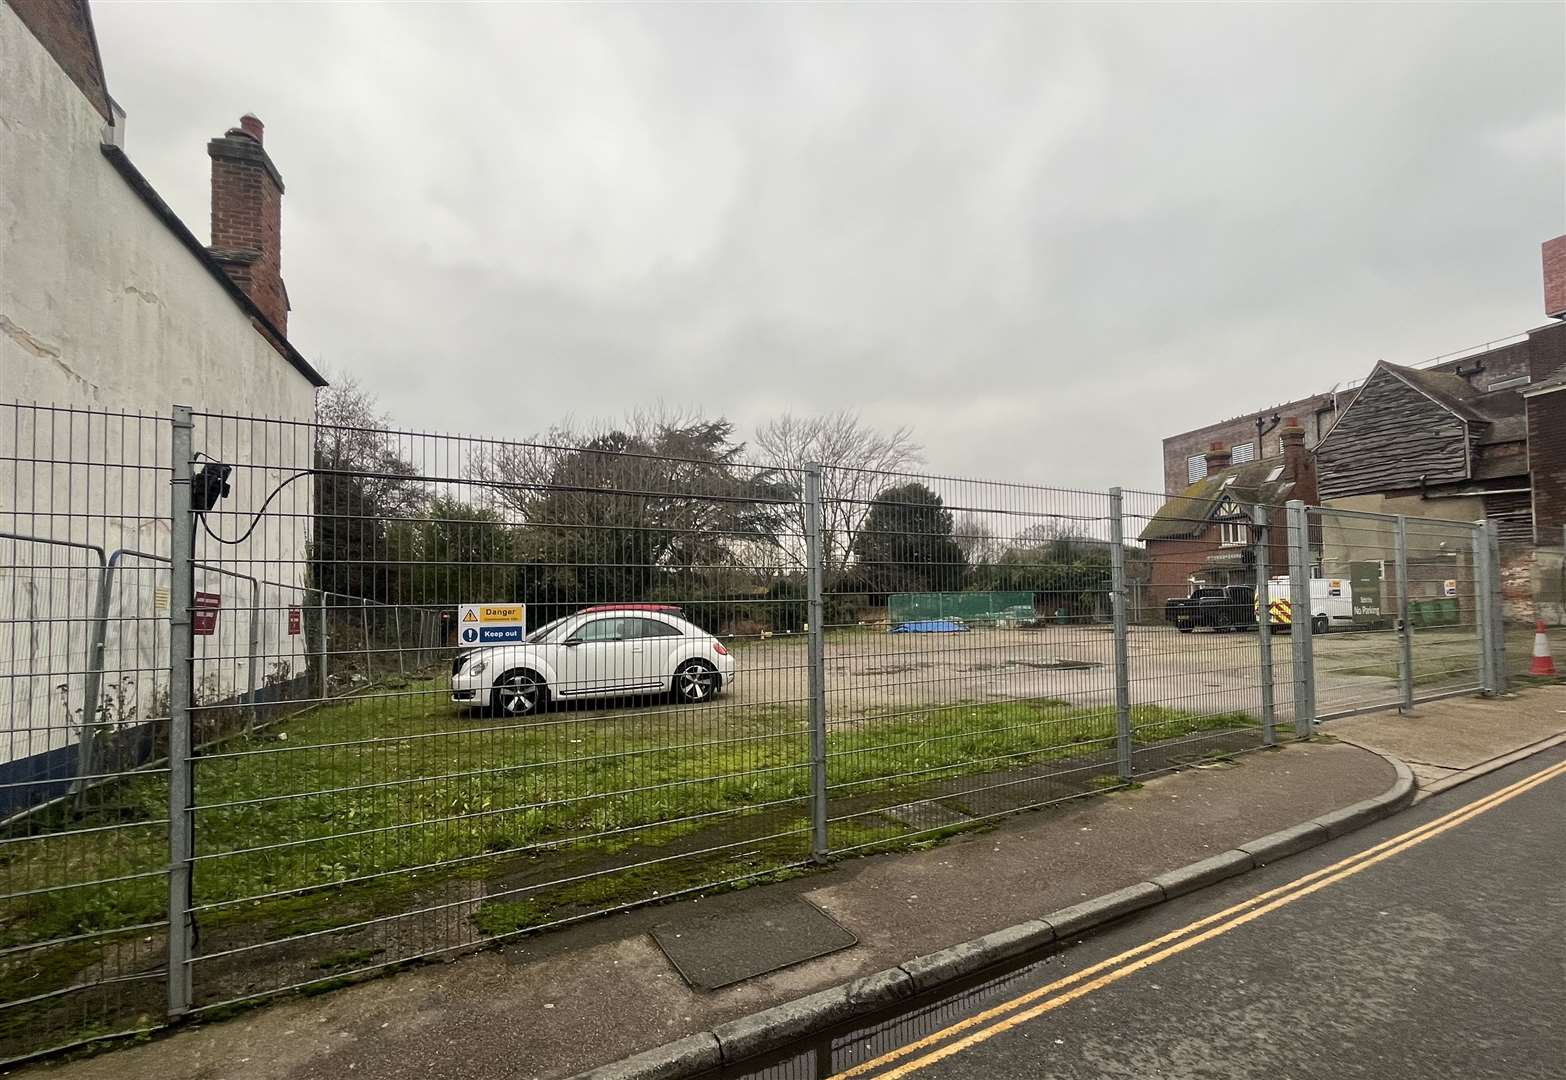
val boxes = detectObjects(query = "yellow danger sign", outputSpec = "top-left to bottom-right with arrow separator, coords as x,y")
462,609 -> 478,622
477,605 -> 523,623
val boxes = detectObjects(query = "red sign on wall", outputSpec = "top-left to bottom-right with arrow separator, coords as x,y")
288,606 -> 302,635
193,591 -> 221,636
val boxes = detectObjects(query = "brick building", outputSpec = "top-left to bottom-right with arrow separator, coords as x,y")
1139,423 -> 1317,606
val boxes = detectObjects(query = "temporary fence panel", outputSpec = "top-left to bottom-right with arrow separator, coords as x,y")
885,591 -> 1039,628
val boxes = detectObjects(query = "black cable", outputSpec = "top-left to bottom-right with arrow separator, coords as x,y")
198,469 -> 314,545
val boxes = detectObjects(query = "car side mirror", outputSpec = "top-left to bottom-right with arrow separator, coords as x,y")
563,638 -> 583,647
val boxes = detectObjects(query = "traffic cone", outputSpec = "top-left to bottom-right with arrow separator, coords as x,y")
1530,619 -> 1558,677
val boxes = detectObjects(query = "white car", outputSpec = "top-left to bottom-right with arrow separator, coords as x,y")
450,608 -> 736,715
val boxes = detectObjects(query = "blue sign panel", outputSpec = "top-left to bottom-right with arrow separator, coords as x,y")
477,626 -> 523,644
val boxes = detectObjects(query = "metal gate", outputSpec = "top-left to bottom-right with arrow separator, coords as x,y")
1309,506 -> 1501,722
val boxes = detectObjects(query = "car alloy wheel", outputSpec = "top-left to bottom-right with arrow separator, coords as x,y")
675,661 -> 719,703
495,670 -> 544,716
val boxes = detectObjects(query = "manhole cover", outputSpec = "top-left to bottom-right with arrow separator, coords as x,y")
651,897 -> 857,991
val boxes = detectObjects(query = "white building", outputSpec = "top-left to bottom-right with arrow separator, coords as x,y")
0,0 -> 325,809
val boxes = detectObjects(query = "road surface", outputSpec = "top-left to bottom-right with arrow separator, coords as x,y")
734,745 -> 1566,1080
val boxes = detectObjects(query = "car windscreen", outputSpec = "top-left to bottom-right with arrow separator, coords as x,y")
528,616 -> 572,643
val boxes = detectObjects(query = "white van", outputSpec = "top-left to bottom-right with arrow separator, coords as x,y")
1263,575 -> 1356,634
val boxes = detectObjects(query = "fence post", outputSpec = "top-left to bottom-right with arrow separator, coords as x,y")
1485,520 -> 1507,694
803,463 -> 829,862
77,555 -> 115,798
1251,504 -> 1275,746
319,588 -> 329,700
166,405 -> 196,1017
1107,488 -> 1133,780
361,597 -> 373,682
1286,501 -> 1315,736
1395,515 -> 1414,711
246,578 -> 261,734
1473,522 -> 1495,694
393,605 -> 406,675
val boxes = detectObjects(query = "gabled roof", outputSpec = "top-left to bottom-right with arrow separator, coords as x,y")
1385,364 -> 1490,422
1317,361 -> 1527,456
1138,456 -> 1298,542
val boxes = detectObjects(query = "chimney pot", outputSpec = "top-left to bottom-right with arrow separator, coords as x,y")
238,114 -> 264,142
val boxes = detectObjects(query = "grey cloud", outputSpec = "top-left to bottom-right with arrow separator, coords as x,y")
92,2 -> 1564,491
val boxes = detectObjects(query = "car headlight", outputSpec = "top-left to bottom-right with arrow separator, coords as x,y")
466,660 -> 487,678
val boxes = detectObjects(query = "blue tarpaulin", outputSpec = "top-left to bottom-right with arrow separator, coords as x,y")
890,619 -> 969,634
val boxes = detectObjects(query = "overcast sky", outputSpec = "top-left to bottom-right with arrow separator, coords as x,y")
92,2 -> 1564,493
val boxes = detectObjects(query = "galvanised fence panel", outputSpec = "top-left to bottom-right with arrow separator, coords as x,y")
0,404 -> 174,1062
1119,487 -> 1294,767
178,412 -> 817,1016
817,471 -> 1127,850
1310,506 -> 1487,721
0,401 -> 1518,1063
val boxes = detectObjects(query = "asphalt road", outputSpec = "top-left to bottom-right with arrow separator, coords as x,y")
736,745 -> 1566,1080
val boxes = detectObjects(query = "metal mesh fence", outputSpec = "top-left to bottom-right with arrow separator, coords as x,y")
1,404 -> 173,1061
0,402 -> 1519,1063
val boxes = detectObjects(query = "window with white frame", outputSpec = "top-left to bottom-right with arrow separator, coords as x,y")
1187,454 -> 1207,483
1215,496 -> 1246,546
1230,441 -> 1256,464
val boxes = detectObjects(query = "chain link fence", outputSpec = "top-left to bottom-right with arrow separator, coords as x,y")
0,401 -> 1520,1064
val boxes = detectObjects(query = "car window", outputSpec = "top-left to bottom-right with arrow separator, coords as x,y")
575,618 -> 629,643
632,618 -> 684,638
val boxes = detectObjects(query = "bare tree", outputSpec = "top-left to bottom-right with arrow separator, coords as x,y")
953,511 -> 1005,567
752,411 -> 924,577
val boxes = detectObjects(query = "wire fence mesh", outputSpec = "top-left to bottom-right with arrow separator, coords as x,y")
0,401 -> 1525,1064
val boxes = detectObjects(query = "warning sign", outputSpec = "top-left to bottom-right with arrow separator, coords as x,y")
288,607 -> 302,635
1443,579 -> 1458,598
458,603 -> 526,645
193,591 -> 221,636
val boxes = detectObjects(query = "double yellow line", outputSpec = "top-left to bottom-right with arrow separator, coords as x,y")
834,757 -> 1566,1080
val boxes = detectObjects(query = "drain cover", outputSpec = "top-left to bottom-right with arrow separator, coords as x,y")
651,897 -> 857,991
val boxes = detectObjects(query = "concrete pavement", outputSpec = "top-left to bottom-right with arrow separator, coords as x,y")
779,745 -> 1565,1080
1325,684 -> 1566,795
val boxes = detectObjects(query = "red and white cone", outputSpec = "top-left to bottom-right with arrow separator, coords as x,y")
1530,619 -> 1558,677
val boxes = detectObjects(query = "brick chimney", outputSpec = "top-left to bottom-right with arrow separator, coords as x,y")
208,114 -> 288,334
1279,419 -> 1317,504
1203,442 -> 1231,475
